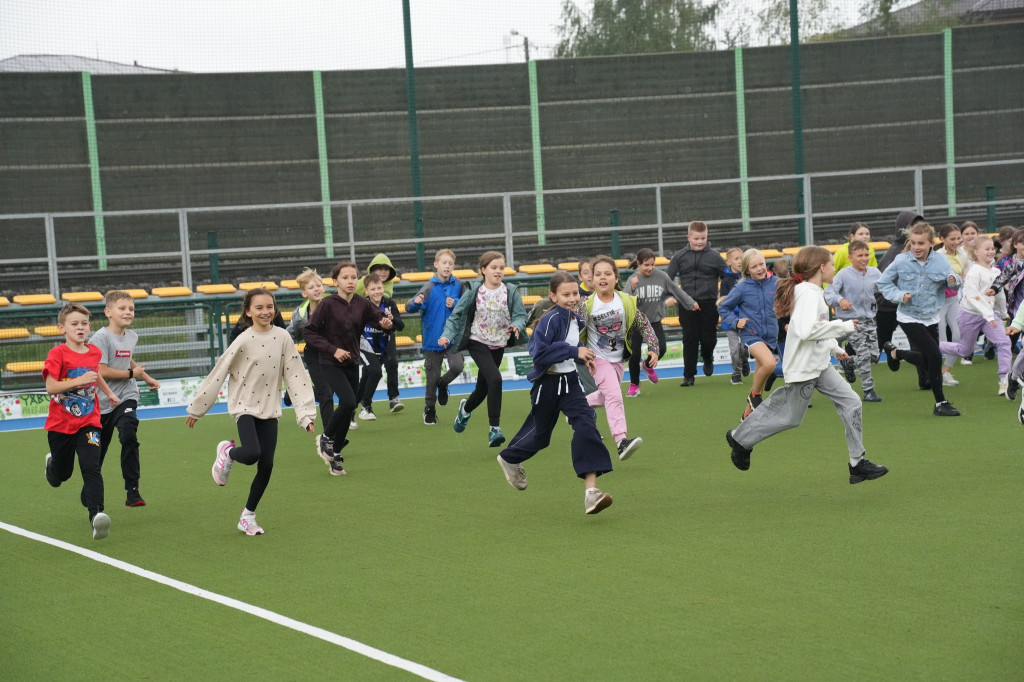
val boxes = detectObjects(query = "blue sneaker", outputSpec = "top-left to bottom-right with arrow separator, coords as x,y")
453,399 -> 471,433
488,426 -> 506,448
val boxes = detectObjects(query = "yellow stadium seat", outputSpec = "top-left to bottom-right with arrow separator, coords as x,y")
119,289 -> 149,299
402,272 -> 434,282
557,262 -> 580,272
760,249 -> 784,259
504,267 -> 516,276
662,316 -> 681,328
0,328 -> 30,339
519,264 -> 556,275
196,284 -> 237,294
13,294 -> 57,305
526,327 -> 533,336
521,295 -> 542,306
655,256 -> 670,266
34,326 -> 62,337
397,304 -> 406,314
453,269 -> 478,279
0,296 -> 8,306
228,314 -> 242,324
823,244 -> 843,254
295,342 -> 305,353
416,334 -> 422,343
869,241 -> 891,250
322,277 -> 335,286
395,335 -> 415,347
781,247 -> 802,256
6,361 -> 45,373
279,280 -> 299,290
280,310 -> 292,322
238,282 -> 279,291
614,259 -> 629,269
61,291 -> 103,302
151,287 -> 192,297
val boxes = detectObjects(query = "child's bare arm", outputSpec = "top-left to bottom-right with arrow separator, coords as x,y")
45,372 -> 97,395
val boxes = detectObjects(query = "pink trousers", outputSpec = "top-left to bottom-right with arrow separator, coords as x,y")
586,358 -> 627,442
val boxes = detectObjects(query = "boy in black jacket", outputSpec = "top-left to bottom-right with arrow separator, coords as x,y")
357,273 -> 405,420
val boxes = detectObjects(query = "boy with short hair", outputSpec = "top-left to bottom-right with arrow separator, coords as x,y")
355,253 -> 404,413
717,247 -> 749,385
43,303 -> 121,540
666,221 -> 729,385
824,240 -> 883,402
91,290 -> 161,506
357,273 -> 405,420
407,248 -> 464,425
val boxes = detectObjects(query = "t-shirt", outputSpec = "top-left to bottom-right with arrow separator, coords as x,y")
550,317 -> 580,374
587,294 -> 626,362
469,283 -> 511,348
43,343 -> 103,434
90,327 -> 141,413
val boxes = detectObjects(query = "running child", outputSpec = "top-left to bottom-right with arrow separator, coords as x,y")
935,223 -> 968,386
357,272 -> 404,420
495,271 -> 616,515
186,288 -> 316,535
823,240 -> 883,402
43,303 -> 121,540
624,247 -> 697,396
877,222 -> 963,417
355,253 -> 404,413
717,249 -> 779,419
718,247 -> 750,384
725,246 -> 889,484
303,262 -> 394,474
832,222 -> 877,273
91,290 -> 161,507
939,236 -> 1011,394
286,268 -> 335,430
439,251 -> 528,447
987,228 -> 1024,321
578,255 -> 658,459
406,248 -> 465,425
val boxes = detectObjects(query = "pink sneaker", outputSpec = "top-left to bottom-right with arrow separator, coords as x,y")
644,366 -> 659,383
237,509 -> 264,535
626,384 -> 640,397
212,440 -> 234,486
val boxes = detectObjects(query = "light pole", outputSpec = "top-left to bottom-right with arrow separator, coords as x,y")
510,29 -> 530,62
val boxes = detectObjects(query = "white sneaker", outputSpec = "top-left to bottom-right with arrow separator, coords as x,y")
358,407 -> 376,421
998,377 -> 1008,396
212,440 -> 234,486
237,509 -> 264,535
584,488 -> 613,515
91,512 -> 111,540
960,356 -> 973,365
349,419 -> 358,430
942,372 -> 959,387
496,454 -> 527,490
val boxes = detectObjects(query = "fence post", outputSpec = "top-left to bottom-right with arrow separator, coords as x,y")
178,209 -> 192,289
503,193 -> 515,266
347,202 -> 356,263
986,185 -> 996,232
208,231 -> 220,283
44,214 -> 60,297
655,185 -> 665,256
802,176 -> 814,245
609,209 -> 620,258
914,168 -> 924,217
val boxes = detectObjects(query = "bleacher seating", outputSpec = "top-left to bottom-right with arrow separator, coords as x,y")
151,287 -> 192,297
0,328 -> 30,340
122,289 -> 149,299
557,262 -> 580,271
452,269 -> 477,279
401,272 -> 434,282
395,335 -> 415,347
197,284 -> 237,294
33,326 -> 62,337
521,295 -> 542,306
13,294 -> 57,305
519,264 -> 556,275
238,282 -> 279,291
61,292 -> 104,302
6,361 -> 44,373
0,297 -> 8,306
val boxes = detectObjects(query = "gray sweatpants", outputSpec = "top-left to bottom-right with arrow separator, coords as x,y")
725,329 -> 749,375
732,365 -> 864,459
423,348 -> 465,408
847,317 -> 879,391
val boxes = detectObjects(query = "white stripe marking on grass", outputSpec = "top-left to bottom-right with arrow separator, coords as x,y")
0,520 -> 463,682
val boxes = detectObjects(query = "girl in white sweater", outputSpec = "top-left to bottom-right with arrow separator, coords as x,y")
725,246 -> 889,484
186,288 -> 316,535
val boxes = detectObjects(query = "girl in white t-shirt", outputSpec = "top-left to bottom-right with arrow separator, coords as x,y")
577,255 -> 659,461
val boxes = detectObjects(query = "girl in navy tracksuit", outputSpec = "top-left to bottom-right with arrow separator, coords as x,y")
496,272 -> 615,516
718,248 -> 780,420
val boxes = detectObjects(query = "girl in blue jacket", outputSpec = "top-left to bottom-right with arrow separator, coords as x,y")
496,271 -> 615,515
877,221 -> 963,417
718,249 -> 780,420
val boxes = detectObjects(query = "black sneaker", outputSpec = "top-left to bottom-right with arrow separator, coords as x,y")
437,382 -> 449,407
703,360 -> 715,376
841,357 -> 856,383
985,345 -> 996,360
730,373 -> 742,385
125,488 -> 146,507
423,407 -> 438,425
616,436 -> 643,461
725,429 -> 751,471
1006,377 -> 1020,402
863,389 -> 882,402
680,376 -> 695,387
741,361 -> 750,376
883,342 -> 900,372
764,373 -> 778,393
933,401 -> 960,417
849,457 -> 888,484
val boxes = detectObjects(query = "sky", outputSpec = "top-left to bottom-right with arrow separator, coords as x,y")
0,0 -> 570,72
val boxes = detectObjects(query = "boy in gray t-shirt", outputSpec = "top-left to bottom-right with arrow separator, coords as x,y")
90,291 -> 161,507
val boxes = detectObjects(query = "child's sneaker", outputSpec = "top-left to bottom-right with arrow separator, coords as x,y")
212,440 -> 234,486
44,452 -> 59,487
237,509 -> 264,535
358,406 -> 376,421
741,360 -> 750,376
730,373 -> 742,385
703,360 -> 715,376
863,389 -> 882,402
317,434 -> 334,463
883,342 -> 901,372
437,382 -> 449,406
453,399 -> 471,433
327,454 -> 347,476
1006,376 -> 1021,402
1017,394 -> 1024,425
488,426 -> 506,448
616,436 -> 643,460
960,355 -> 973,365
389,399 -> 405,413
726,429 -> 752,471
741,392 -> 763,420
933,401 -> 961,417
91,512 -> 111,540
644,365 -> 659,383
125,487 -> 146,507
496,454 -> 527,490
941,372 -> 959,387
626,384 -> 640,398
584,488 -> 613,515
423,407 -> 438,425
849,457 -> 889,484
349,419 -> 358,430
997,376 -> 1008,396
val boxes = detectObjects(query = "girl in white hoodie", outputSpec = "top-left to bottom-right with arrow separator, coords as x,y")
725,246 -> 889,484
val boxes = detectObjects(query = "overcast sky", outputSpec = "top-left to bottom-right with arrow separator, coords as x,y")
0,0 -> 570,72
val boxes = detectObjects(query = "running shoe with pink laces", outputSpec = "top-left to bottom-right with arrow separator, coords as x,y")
237,509 -> 264,535
626,384 -> 640,397
212,440 -> 234,486
644,365 -> 659,383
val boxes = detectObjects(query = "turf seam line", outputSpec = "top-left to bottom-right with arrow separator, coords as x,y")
0,520 -> 463,682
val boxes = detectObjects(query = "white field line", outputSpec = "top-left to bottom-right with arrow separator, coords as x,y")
0,520 -> 463,682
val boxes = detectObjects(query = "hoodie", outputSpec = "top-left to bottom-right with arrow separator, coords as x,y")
355,253 -> 398,298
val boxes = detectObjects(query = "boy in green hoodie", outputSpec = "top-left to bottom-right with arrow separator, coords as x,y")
355,254 -> 403,412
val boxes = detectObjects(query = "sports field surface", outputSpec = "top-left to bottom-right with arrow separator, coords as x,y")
2,363 -> 1021,680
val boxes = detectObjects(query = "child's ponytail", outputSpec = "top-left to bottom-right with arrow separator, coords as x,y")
773,246 -> 831,318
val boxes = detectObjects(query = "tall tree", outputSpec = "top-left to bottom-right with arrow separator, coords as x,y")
555,0 -> 721,57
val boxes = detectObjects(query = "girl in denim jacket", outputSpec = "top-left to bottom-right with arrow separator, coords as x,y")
877,222 -> 963,417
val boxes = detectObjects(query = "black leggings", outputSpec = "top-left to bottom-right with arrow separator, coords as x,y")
321,362 -> 360,448
465,341 -> 505,427
230,415 -> 278,512
358,352 -> 383,408
897,322 -> 946,404
628,320 -> 666,385
303,347 -> 334,428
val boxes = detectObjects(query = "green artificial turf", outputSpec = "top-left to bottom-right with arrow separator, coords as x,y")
1,363 -> 1022,680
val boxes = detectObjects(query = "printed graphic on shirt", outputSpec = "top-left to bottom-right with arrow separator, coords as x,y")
591,307 -> 625,355
115,349 -> 132,358
55,366 -> 97,417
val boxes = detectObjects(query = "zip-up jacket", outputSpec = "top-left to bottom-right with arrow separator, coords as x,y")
406,275 -> 464,352
717,276 -> 780,348
526,306 -> 600,394
877,250 -> 961,322
441,281 -> 528,351
304,293 -> 387,367
665,243 -> 728,301
362,296 -> 405,355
